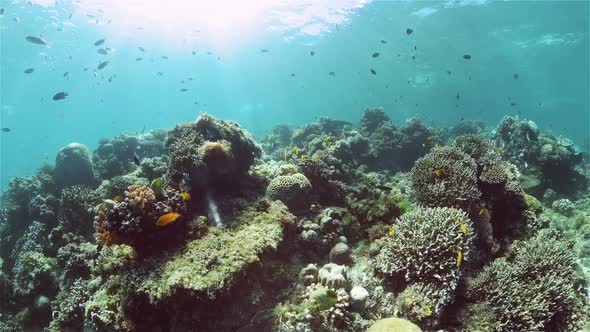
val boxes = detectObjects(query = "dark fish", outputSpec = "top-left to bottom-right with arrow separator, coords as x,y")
2,128 -> 10,133
25,36 -> 47,45
132,153 -> 141,166
94,38 -> 105,46
192,51 -> 196,55
513,73 -> 519,79
411,55 -> 416,60
463,54 -> 472,60
446,69 -> 452,75
63,72 -> 69,77
161,56 -> 168,59
376,185 -> 392,191
414,45 -> 417,50
180,88 -> 187,92
406,28 -> 413,35
372,52 -> 380,58
52,92 -> 68,101
370,69 -> 376,75
0,8 -> 5,15
105,47 -> 113,51
138,46 -> 145,52
24,68 -> 34,74
97,48 -> 108,55
510,102 -> 517,106
456,93 -> 460,100
136,57 -> 143,61
97,61 -> 109,70
68,13 -> 73,19
187,77 -> 193,80
157,72 -> 163,76
329,71 -> 335,76
310,51 -> 315,56
290,73 -> 295,77
260,49 -> 269,53
380,40 -> 387,44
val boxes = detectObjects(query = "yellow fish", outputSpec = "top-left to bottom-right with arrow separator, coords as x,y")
434,143 -> 441,148
456,250 -> 463,268
434,169 -> 444,177
495,146 -> 503,153
323,137 -> 332,146
479,208 -> 488,216
156,212 -> 181,226
293,146 -> 300,155
388,227 -> 395,237
426,136 -> 434,141
301,154 -> 307,161
459,220 -> 467,234
180,192 -> 191,201
113,195 -> 123,203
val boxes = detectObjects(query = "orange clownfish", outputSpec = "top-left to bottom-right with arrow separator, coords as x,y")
156,212 -> 181,226
181,192 -> 191,201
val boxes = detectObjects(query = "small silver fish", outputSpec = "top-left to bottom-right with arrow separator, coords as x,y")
97,60 -> 109,70
25,36 -> 47,45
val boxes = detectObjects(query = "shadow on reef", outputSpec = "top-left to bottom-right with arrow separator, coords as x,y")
0,110 -> 589,332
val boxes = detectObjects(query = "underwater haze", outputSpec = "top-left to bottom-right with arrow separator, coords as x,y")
0,0 -> 588,188
1,1 -> 590,332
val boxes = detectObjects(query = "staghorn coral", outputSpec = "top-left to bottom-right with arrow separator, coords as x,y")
374,207 -> 474,292
411,146 -> 481,211
266,173 -> 312,213
465,228 -> 589,332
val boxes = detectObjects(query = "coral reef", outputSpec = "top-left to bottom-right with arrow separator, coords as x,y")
1,111 -> 588,332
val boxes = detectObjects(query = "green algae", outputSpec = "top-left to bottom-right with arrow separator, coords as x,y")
139,201 -> 293,302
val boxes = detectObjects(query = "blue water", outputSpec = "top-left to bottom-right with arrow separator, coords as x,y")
1,0 -> 588,189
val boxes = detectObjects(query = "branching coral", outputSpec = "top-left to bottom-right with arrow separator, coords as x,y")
465,229 -> 589,332
411,146 -> 481,211
374,207 -> 473,288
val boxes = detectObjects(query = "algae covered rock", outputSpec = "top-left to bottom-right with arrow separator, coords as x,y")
266,173 -> 312,212
367,317 -> 423,332
139,201 -> 294,302
55,143 -> 96,189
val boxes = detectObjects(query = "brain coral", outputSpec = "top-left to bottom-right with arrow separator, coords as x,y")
374,207 -> 474,288
266,173 -> 312,212
411,146 -> 480,211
